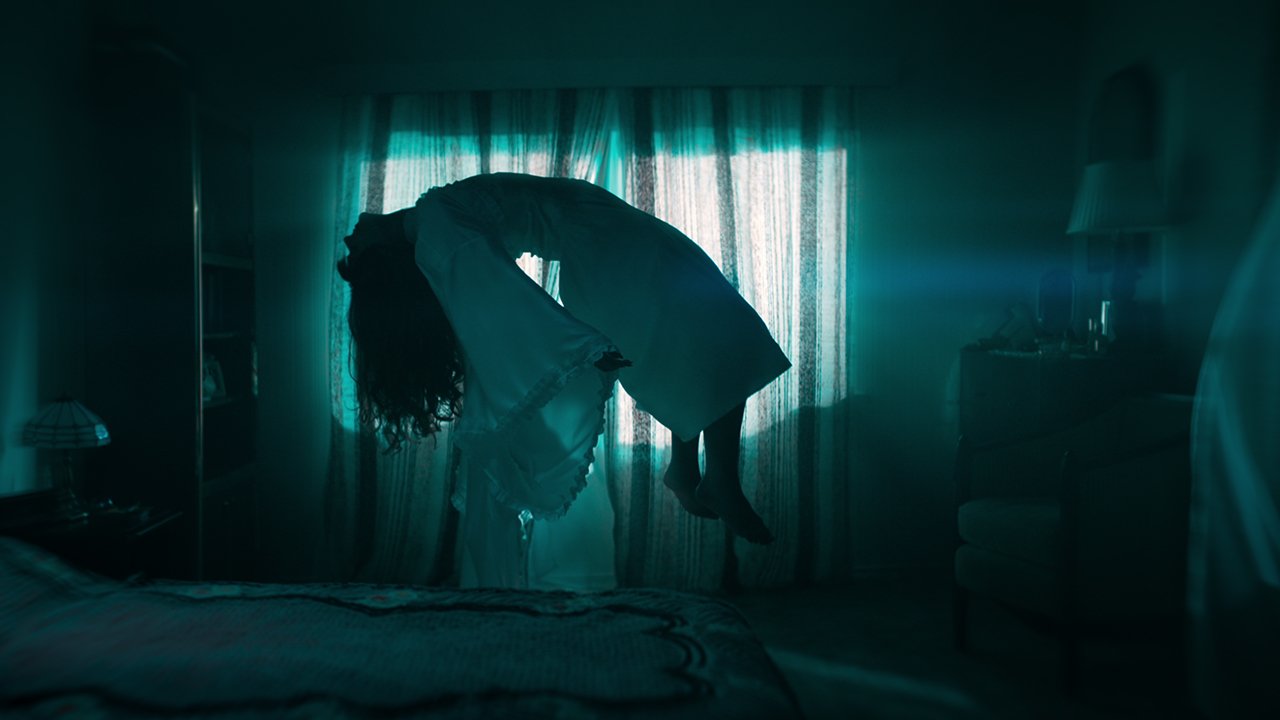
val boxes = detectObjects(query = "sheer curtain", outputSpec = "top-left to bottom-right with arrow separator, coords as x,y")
325,87 -> 854,590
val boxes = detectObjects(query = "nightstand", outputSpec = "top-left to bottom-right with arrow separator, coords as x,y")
0,493 -> 183,581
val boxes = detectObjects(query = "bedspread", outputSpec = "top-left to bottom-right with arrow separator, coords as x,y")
0,539 -> 798,719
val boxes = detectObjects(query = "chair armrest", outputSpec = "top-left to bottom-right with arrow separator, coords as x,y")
1070,433 -> 1190,474
958,393 -> 1191,501
959,425 -> 1106,500
953,432 -> 1061,503
1058,437 -> 1192,614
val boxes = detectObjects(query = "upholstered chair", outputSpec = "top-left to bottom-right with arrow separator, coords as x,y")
952,393 -> 1193,692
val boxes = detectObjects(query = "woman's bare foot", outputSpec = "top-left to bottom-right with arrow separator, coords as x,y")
695,476 -> 775,544
662,463 -> 718,519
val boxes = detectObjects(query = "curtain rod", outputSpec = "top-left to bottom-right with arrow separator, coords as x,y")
312,56 -> 898,95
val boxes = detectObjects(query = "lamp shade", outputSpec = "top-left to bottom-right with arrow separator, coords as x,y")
23,396 -> 111,449
1066,160 -> 1170,235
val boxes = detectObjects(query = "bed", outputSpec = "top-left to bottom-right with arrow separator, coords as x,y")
0,538 -> 799,718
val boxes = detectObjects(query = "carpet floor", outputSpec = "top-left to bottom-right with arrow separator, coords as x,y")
726,573 -> 1198,720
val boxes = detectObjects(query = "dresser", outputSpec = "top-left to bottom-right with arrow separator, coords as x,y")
958,347 -> 1151,445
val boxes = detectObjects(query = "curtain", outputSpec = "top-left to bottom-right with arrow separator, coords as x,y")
325,87 -> 854,590
322,94 -> 470,584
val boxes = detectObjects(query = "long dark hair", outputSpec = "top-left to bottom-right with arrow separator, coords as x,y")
337,221 -> 463,452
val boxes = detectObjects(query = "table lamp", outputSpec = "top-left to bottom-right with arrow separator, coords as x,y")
1066,159 -> 1169,237
1066,159 -> 1170,349
23,395 -> 111,509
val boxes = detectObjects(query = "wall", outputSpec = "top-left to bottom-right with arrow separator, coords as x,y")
1,2 -> 91,496
148,0 -> 902,89
230,0 -> 899,579
75,0 -> 1279,580
86,0 -> 1088,575
251,94 -> 342,580
849,0 -> 1280,571
1077,0 -> 1280,393
852,3 -> 1084,568
227,0 -> 1087,576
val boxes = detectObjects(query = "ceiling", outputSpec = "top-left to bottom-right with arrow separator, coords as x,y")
76,0 -> 1087,96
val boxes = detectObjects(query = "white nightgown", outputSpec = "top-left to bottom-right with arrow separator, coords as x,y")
406,173 -> 791,586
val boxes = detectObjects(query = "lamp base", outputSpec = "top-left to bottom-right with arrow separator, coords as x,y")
52,487 -> 89,520
55,449 -> 88,514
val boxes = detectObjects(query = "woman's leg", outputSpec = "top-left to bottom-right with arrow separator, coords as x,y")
663,431 -> 718,518
696,402 -> 775,544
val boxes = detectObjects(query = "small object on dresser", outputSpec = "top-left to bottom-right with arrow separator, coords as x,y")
1087,317 -> 1110,355
1100,299 -> 1117,344
977,301 -> 1038,352
203,352 -> 227,400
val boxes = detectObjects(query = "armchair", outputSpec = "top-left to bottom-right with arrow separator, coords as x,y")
952,393 -> 1193,693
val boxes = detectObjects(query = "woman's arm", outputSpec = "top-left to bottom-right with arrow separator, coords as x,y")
408,193 -> 622,430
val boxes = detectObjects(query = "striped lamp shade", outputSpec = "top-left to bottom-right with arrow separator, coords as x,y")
22,396 -> 112,449
1066,160 -> 1170,235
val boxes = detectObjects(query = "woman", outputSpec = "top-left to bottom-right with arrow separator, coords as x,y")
338,173 -> 790,584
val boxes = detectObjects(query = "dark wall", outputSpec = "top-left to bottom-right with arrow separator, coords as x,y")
852,3 -> 1084,568
237,0 -> 1089,574
41,0 -> 1094,576
1076,0 -> 1280,393
48,2 -> 1265,578
1,1 -> 92,495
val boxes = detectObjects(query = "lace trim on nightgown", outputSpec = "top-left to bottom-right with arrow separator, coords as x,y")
450,338 -> 619,521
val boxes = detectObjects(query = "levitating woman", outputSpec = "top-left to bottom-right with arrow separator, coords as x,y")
337,173 -> 790,585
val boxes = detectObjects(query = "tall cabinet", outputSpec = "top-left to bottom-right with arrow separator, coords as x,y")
197,115 -> 259,582
86,33 -> 258,581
